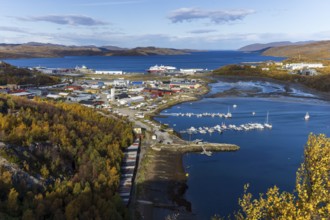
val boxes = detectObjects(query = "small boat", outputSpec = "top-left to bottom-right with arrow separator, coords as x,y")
233,104 -> 237,108
304,112 -> 310,120
252,111 -> 256,116
264,111 -> 272,129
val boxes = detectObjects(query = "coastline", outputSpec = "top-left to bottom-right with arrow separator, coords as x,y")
132,75 -> 330,220
131,81 -> 241,219
212,75 -> 330,101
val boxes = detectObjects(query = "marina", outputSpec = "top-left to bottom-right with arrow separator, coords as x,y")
155,88 -> 330,218
161,111 -> 233,118
180,122 -> 271,135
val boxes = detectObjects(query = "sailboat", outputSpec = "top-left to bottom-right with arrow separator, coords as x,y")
304,112 -> 310,120
264,111 -> 272,129
225,107 -> 232,118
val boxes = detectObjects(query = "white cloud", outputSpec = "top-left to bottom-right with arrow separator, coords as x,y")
188,29 -> 218,34
17,15 -> 108,26
168,8 -> 255,24
75,1 -> 144,6
0,26 -> 28,33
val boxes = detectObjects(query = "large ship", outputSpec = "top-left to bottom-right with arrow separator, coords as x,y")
147,64 -> 177,73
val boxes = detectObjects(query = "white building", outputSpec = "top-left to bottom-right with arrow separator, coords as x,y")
94,70 -> 125,75
118,96 -> 145,105
113,79 -> 130,87
179,68 -> 206,75
283,63 -> 324,70
67,94 -> 93,102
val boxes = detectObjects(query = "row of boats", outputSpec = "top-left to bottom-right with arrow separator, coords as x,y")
181,122 -> 272,135
162,111 -> 233,118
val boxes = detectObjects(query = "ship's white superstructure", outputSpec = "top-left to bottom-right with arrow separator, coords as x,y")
147,65 -> 177,73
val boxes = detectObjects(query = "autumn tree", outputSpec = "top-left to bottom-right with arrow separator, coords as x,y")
234,134 -> 330,220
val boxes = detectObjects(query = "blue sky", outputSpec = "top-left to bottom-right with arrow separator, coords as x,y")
1,0 -> 330,49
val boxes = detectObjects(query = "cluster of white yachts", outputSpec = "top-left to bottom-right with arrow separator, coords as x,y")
180,121 -> 272,135
163,111 -> 233,118
180,123 -> 273,134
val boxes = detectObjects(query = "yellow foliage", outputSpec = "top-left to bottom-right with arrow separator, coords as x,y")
236,134 -> 330,220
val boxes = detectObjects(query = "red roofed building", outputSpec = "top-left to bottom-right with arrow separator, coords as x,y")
65,85 -> 83,91
142,88 -> 173,97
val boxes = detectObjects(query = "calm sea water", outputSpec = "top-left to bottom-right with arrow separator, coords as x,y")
4,51 -> 283,72
155,82 -> 330,219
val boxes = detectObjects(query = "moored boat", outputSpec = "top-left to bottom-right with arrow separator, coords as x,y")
304,112 -> 310,120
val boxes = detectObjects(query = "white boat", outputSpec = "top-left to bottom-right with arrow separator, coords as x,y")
233,104 -> 237,108
264,111 -> 272,129
225,107 -> 232,118
304,112 -> 310,120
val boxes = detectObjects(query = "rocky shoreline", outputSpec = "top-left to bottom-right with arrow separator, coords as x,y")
134,140 -> 239,220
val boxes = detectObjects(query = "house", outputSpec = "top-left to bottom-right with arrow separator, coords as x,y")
283,63 -> 324,70
6,84 -> 19,90
10,91 -> 32,97
79,100 -> 104,108
67,93 -> 93,102
299,69 -> 319,76
169,82 -> 202,89
65,85 -> 83,91
46,94 -> 62,99
142,88 -> 173,97
179,68 -> 206,75
131,81 -> 144,87
27,89 -> 45,96
113,79 -> 130,87
118,96 -> 145,105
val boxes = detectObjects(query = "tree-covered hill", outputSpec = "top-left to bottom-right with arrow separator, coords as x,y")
0,95 -> 133,219
0,62 -> 60,86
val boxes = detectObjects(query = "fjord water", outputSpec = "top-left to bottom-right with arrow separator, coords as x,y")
155,82 -> 330,219
4,51 -> 283,72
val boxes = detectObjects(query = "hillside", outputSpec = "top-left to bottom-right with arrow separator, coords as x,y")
0,95 -> 133,219
238,41 -> 293,52
0,61 -> 60,86
262,40 -> 330,59
0,43 -> 192,59
239,41 -> 313,52
212,64 -> 330,92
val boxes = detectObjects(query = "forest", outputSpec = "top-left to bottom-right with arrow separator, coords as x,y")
0,62 -> 60,86
213,64 -> 330,92
0,94 -> 134,219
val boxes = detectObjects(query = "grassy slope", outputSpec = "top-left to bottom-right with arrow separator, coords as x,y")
262,40 -> 330,59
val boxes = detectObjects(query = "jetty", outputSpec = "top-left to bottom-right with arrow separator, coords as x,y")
152,141 -> 239,154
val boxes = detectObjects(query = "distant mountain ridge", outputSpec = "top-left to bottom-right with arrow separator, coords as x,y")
239,41 -> 314,52
0,42 -> 192,59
